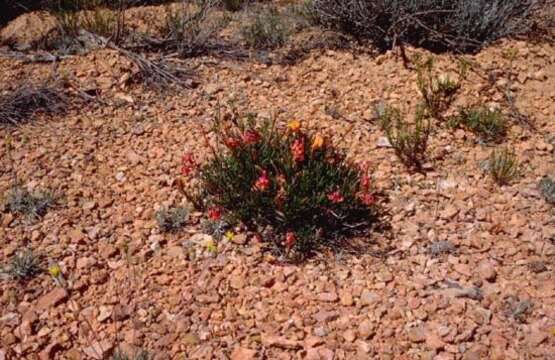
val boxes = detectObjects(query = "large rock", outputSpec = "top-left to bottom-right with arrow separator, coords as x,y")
36,288 -> 68,310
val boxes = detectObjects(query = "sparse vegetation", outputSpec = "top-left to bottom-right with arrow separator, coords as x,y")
539,176 -> 555,204
0,0 -> 553,357
4,186 -> 56,219
54,6 -> 117,38
483,148 -> 519,185
155,206 -> 188,232
504,296 -> 533,323
308,0 -> 537,52
112,349 -> 151,360
416,57 -> 460,119
163,0 -> 228,57
2,249 -> 41,281
453,106 -> 507,142
378,104 -> 431,171
241,6 -> 290,49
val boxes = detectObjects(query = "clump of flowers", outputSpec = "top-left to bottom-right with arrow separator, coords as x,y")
182,110 -> 377,257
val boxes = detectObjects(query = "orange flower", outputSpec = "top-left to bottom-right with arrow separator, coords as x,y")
327,190 -> 344,203
311,134 -> 324,151
285,231 -> 296,249
242,129 -> 261,145
254,170 -> 270,191
291,138 -> 305,163
287,120 -> 301,133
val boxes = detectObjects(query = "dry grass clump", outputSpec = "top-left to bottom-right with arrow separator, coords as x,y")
162,0 -> 229,57
4,186 -> 56,219
0,80 -> 68,125
1,249 -> 42,281
483,148 -> 519,185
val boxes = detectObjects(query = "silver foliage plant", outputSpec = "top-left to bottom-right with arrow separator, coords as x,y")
309,0 -> 537,52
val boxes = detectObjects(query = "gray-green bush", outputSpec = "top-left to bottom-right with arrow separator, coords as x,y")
309,0 -> 537,52
539,176 -> 555,204
5,186 -> 56,219
2,249 -> 41,281
241,6 -> 290,49
155,206 -> 188,232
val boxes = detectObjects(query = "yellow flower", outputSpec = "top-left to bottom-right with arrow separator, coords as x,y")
48,264 -> 61,278
225,231 -> 235,241
311,134 -> 324,151
287,120 -> 301,132
551,327 -> 555,337
206,242 -> 217,253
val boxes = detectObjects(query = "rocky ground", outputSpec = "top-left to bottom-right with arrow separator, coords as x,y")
1,4 -> 555,360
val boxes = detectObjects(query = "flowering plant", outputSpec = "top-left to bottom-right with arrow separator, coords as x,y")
185,109 -> 376,257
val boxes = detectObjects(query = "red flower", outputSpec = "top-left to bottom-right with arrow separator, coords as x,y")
181,153 -> 197,176
285,231 -> 296,249
327,190 -> 344,204
242,129 -> 261,145
208,207 -> 222,221
360,174 -> 371,190
224,137 -> 241,149
252,233 -> 262,243
359,161 -> 371,172
254,170 -> 270,192
291,138 -> 305,163
359,192 -> 375,206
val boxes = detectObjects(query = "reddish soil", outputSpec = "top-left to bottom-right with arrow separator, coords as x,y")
0,5 -> 554,360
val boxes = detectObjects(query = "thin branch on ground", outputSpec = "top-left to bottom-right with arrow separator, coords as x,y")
87,31 -> 196,89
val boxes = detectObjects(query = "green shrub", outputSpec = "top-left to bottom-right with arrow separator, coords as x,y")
241,6 -> 290,49
5,186 -> 56,219
483,148 -> 519,185
454,106 -> 507,142
181,112 -> 376,257
309,0 -> 536,53
378,104 -> 431,170
155,206 -> 188,232
539,176 -> 555,204
2,249 -> 41,281
416,57 -> 460,119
